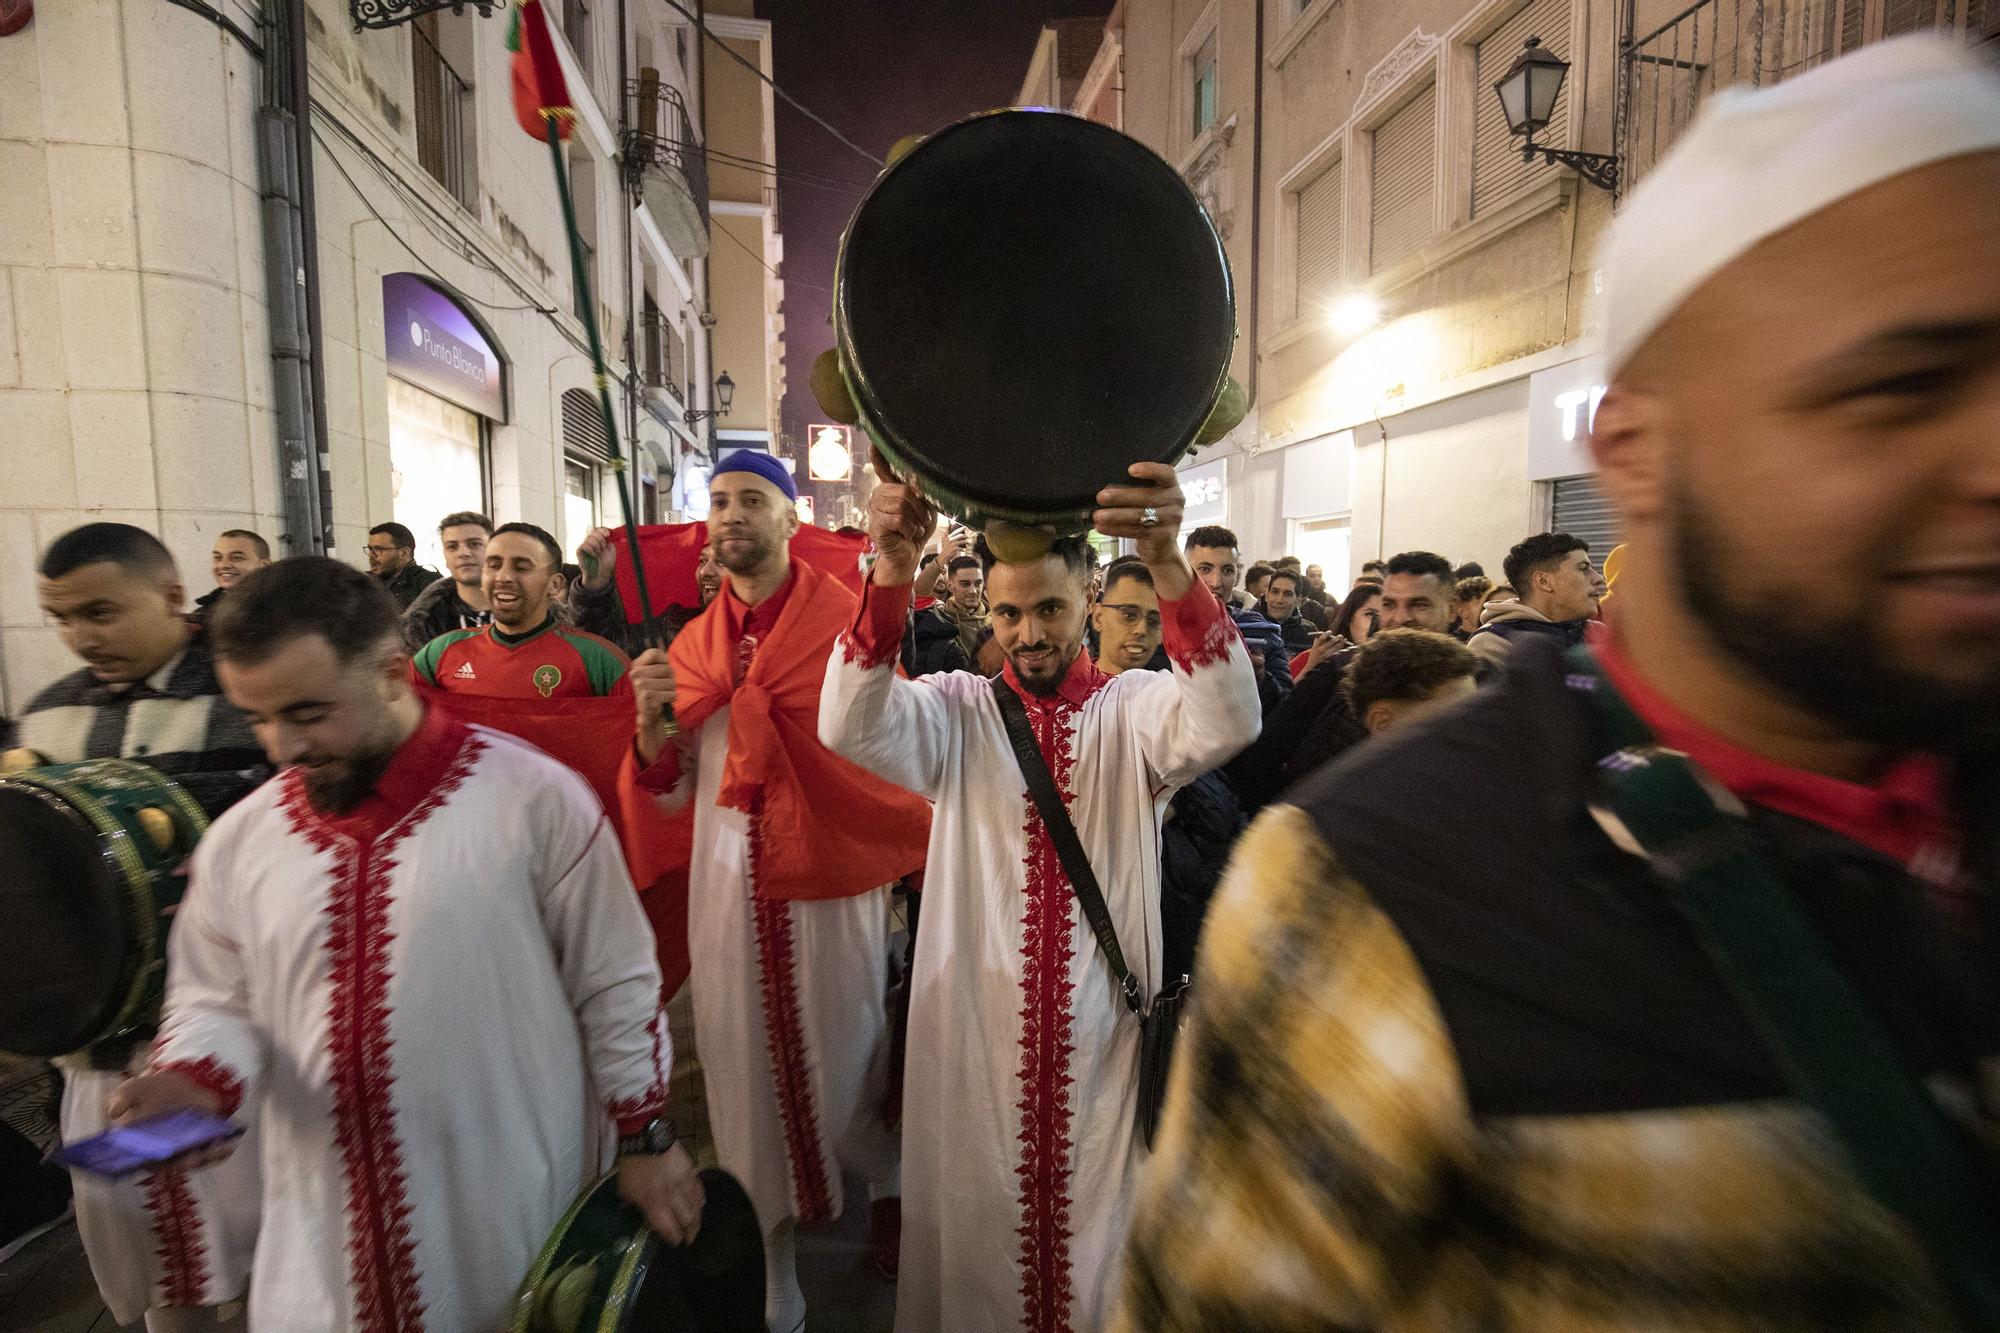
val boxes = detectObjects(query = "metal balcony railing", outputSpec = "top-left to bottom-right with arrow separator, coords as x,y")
623,79 -> 710,255
1617,0 -> 1999,193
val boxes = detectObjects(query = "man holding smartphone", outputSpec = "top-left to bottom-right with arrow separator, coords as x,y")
109,557 -> 701,1332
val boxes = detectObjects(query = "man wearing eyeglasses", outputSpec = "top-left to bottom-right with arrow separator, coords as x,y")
366,521 -> 445,612
1092,556 -> 1164,674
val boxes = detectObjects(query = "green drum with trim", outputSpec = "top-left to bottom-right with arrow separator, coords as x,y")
513,1168 -> 765,1333
0,758 -> 207,1059
817,109 -> 1243,563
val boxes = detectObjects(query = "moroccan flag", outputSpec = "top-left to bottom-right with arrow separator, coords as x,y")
507,0 -> 574,141
420,686 -> 694,997
610,522 -> 870,625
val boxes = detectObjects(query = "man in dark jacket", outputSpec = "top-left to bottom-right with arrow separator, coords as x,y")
1256,568 -> 1319,654
366,521 -> 444,611
568,527 -> 712,656
1468,531 -> 1600,667
1120,44 -> 2000,1328
904,555 -> 986,676
400,511 -> 494,650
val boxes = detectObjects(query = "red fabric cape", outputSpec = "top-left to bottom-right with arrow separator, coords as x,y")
611,522 -> 869,625
662,560 -> 930,900
420,687 -> 692,997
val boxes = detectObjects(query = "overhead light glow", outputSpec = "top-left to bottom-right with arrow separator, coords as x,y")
1329,293 -> 1382,338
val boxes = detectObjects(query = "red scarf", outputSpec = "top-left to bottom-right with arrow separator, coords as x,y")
668,559 -> 930,900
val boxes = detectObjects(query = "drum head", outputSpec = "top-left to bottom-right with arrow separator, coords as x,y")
0,786 -> 133,1056
838,110 -> 1235,521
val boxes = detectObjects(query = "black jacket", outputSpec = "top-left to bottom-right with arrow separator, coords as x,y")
400,578 -> 491,653
1291,639 -> 2000,1126
1254,605 -> 1319,654
568,577 -> 702,657
1160,770 -> 1246,982
904,606 -> 970,677
1224,649 -> 1364,812
379,561 -> 445,612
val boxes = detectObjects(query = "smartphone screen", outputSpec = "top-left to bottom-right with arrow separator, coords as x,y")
53,1109 -> 243,1178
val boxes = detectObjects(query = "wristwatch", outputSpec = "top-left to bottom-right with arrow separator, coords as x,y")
617,1116 -> 678,1158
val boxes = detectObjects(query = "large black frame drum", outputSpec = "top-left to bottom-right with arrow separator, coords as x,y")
0,759 -> 207,1059
826,109 -> 1238,547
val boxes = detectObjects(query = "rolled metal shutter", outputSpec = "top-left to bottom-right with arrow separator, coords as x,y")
561,387 -> 611,463
1550,474 -> 1622,558
1294,161 -> 1344,316
1370,84 -> 1437,273
1472,0 -> 1572,217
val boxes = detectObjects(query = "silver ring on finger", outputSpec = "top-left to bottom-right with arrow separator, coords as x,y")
1140,507 -> 1160,528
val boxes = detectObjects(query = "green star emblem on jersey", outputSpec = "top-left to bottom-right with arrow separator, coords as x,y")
533,664 -> 562,698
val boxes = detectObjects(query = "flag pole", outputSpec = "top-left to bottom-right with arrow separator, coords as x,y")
542,112 -> 680,741
543,115 -> 664,653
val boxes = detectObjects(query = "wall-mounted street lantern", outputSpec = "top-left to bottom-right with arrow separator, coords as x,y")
1493,38 -> 1620,193
351,0 -> 496,30
684,371 -> 736,428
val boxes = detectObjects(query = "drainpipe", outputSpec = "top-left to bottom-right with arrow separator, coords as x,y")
258,0 -> 329,557
1247,0 -> 1264,407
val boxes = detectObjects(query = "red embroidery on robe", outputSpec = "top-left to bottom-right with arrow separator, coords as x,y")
144,1169 -> 212,1306
749,801 -> 835,1224
1013,700 -> 1080,1333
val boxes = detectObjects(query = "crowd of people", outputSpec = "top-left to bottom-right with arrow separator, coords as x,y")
0,33 -> 1998,1333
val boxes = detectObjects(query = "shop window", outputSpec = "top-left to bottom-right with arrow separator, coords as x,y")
388,375 -> 488,573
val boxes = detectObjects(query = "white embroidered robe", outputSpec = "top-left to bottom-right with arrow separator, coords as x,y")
818,578 -> 1262,1333
151,714 -> 671,1332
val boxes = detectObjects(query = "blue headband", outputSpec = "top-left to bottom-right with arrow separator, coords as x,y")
712,450 -> 798,501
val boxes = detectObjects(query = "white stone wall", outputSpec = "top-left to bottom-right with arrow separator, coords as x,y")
0,0 -> 711,716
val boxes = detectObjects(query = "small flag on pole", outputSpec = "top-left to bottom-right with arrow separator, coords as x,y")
508,1 -> 574,141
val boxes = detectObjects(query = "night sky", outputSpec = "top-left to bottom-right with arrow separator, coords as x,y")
753,0 -> 1114,507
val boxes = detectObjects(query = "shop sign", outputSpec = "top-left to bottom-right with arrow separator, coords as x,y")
383,272 -> 507,421
1527,355 -> 1607,482
1178,458 -> 1227,525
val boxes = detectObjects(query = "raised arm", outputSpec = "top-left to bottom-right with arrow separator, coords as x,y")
1091,464 -> 1262,785
817,451 -> 955,798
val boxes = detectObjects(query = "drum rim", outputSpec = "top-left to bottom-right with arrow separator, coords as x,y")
0,759 -> 207,1060
833,107 -> 1235,524
512,1170 -> 654,1333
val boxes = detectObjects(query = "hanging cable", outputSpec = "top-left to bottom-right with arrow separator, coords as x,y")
710,219 -> 832,298
701,146 -> 870,194
657,0 -> 884,168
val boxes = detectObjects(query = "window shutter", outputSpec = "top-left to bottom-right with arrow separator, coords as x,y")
1472,0 -> 1572,216
1837,0 -> 1866,52
1551,474 -> 1621,557
1882,0 -> 1943,35
1370,84 -> 1437,273
561,387 -> 611,463
1294,161 -> 1344,317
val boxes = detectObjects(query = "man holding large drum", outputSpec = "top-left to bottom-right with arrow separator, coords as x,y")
7,522 -> 270,1331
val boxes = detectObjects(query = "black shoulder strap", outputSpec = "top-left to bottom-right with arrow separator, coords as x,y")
991,676 -> 1145,1016
1565,645 -> 2000,1325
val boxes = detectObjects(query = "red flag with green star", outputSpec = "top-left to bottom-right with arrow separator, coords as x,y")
507,1 -> 574,141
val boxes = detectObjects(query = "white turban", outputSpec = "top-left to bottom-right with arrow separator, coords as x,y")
1601,35 -> 2000,374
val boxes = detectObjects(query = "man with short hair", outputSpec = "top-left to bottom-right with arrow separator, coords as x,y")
193,529 -> 272,624
1469,532 -> 1600,666
400,512 -> 493,651
1093,557 -> 1163,675
1341,628 -> 1480,735
907,554 -> 987,676
414,523 -> 631,698
16,523 -> 268,1332
365,521 -> 443,610
1243,563 -> 1275,603
1376,550 -> 1457,633
1119,38 -> 2000,1328
1257,569 -> 1318,653
1355,559 -> 1387,588
1184,524 -> 1248,609
111,556 -> 698,1331
823,454 -> 1260,1331
625,450 -> 926,1330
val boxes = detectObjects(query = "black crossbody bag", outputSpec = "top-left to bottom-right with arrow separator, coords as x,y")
992,676 -> 1188,1149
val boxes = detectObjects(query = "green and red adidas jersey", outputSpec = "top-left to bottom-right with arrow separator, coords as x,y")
412,618 -> 632,698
